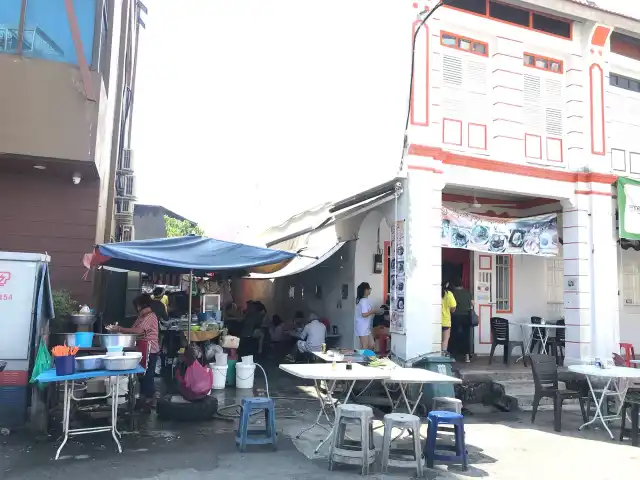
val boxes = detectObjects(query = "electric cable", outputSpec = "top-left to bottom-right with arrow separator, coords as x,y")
398,1 -> 446,173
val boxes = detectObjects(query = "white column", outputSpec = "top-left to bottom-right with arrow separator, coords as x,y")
392,157 -> 444,361
563,191 -> 618,363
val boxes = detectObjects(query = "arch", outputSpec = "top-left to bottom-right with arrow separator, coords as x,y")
354,210 -> 391,309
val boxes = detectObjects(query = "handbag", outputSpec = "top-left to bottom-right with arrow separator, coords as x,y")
470,309 -> 479,327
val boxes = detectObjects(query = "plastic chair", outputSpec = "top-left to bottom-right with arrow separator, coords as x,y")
424,410 -> 468,471
235,397 -> 277,452
620,343 -> 636,368
380,413 -> 423,476
328,404 -> 376,475
619,390 -> 640,447
553,320 -> 565,366
489,317 -> 527,366
529,354 -> 587,431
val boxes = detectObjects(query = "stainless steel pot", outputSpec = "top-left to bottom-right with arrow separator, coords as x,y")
97,334 -> 137,349
69,314 -> 97,326
75,355 -> 105,371
60,333 -> 79,347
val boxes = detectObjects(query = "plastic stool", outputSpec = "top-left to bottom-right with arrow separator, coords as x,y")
380,413 -> 423,476
424,410 -> 468,471
620,343 -> 636,368
432,397 -> 462,414
329,404 -> 376,475
235,397 -> 277,452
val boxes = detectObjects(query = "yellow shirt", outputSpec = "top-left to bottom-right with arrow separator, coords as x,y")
154,295 -> 169,312
441,291 -> 456,328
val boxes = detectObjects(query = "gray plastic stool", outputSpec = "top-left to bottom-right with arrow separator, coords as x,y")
380,413 -> 423,477
328,404 -> 376,475
433,396 -> 462,413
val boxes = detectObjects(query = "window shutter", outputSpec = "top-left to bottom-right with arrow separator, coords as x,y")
524,72 -> 564,162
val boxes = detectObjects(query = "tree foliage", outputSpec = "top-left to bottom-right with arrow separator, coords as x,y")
164,215 -> 205,237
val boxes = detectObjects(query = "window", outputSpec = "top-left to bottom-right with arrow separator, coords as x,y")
623,262 -> 640,306
440,31 -> 488,57
546,259 -> 563,304
524,53 -> 563,74
496,255 -> 512,313
446,0 -> 487,14
611,32 -> 640,62
443,0 -> 572,39
610,73 -> 640,93
489,2 -> 529,27
0,0 -> 22,54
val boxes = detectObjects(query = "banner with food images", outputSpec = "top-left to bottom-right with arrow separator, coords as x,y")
441,207 -> 559,256
390,220 -> 406,334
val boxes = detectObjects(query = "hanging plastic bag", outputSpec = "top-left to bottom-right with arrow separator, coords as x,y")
30,338 -> 52,389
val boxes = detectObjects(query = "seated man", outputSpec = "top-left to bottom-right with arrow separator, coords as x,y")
372,305 -> 390,352
285,313 -> 326,362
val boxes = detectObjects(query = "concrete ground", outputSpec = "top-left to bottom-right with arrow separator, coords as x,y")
2,364 -> 639,479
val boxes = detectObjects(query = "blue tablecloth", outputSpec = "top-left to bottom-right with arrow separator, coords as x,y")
35,366 -> 144,383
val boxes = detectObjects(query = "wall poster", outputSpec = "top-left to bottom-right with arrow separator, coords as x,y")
390,220 -> 406,334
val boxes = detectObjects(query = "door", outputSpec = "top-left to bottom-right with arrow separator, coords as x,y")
474,253 -> 496,353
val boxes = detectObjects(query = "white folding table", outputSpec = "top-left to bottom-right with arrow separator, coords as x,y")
312,351 -> 368,363
568,364 -> 640,438
382,367 -> 461,414
513,322 -> 564,362
279,363 -> 391,453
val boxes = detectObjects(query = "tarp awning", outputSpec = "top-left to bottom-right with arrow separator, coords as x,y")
247,226 -> 345,279
88,236 -> 296,276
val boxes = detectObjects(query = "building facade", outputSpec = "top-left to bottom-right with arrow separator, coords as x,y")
0,0 -> 145,303
247,0 -> 640,365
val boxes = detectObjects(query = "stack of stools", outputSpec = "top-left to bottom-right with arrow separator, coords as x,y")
328,404 -> 376,475
235,397 -> 277,452
424,410 -> 468,471
432,396 -> 463,414
380,413 -> 423,477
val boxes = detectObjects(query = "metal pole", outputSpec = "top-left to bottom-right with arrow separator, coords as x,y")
187,271 -> 193,343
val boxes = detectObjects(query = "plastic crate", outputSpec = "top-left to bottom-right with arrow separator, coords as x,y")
0,386 -> 28,428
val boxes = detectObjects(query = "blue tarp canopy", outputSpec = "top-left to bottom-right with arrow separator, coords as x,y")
90,236 -> 295,276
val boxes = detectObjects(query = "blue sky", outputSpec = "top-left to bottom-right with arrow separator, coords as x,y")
132,0 -> 412,241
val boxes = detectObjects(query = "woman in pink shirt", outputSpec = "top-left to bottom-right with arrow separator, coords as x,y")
108,294 -> 159,411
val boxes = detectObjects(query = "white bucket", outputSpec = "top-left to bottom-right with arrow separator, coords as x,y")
241,355 -> 254,365
215,353 -> 228,365
211,365 -> 228,390
236,363 -> 256,389
105,376 -> 129,405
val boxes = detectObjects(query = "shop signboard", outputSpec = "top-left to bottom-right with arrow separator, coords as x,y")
441,207 -> 559,256
390,220 -> 406,334
618,177 -> 640,240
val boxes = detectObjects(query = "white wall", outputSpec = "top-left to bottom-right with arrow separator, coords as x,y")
619,247 -> 640,349
354,213 -> 391,310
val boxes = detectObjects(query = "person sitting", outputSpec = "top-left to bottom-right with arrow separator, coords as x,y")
372,305 -> 390,353
239,302 -> 265,354
269,315 -> 286,343
285,313 -> 326,362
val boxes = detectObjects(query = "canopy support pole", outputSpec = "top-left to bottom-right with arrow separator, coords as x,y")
187,270 -> 193,343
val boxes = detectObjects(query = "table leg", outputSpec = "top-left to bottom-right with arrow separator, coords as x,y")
579,376 -> 615,439
295,380 -> 336,439
54,380 -> 71,460
110,377 -> 123,453
314,380 -> 357,454
516,326 -> 532,363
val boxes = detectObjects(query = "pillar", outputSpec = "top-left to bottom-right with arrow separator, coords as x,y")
391,152 -> 444,362
563,184 -> 618,364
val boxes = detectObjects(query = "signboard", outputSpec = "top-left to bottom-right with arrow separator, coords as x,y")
390,220 -> 406,334
618,177 -> 640,240
0,260 -> 38,360
441,206 -> 559,256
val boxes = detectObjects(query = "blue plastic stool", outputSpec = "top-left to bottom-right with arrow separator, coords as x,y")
424,410 -> 468,470
235,397 -> 277,452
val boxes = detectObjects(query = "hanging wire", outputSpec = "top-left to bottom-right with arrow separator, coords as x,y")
398,1 -> 446,173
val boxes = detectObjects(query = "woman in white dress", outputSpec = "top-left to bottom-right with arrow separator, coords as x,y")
354,282 -> 384,350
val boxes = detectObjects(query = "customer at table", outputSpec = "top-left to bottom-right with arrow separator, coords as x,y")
269,315 -> 286,342
355,282 -> 384,350
372,304 -> 390,338
449,278 -> 473,363
106,294 -> 159,411
285,313 -> 326,362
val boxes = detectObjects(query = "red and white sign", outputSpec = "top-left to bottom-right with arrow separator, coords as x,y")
0,272 -> 11,287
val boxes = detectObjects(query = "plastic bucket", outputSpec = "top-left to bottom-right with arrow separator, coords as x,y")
226,359 -> 237,386
215,353 -> 228,365
211,365 -> 228,390
75,332 -> 94,348
236,363 -> 256,389
54,355 -> 76,376
241,355 -> 254,365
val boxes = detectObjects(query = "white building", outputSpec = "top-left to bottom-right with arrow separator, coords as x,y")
240,0 -> 640,365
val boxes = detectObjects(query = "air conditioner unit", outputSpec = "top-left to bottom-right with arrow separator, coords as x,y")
115,199 -> 135,219
119,149 -> 134,172
121,174 -> 136,199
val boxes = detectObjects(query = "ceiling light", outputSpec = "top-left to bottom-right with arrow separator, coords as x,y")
33,165 -> 46,170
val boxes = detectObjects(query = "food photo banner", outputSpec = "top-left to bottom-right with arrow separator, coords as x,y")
441,207 -> 559,256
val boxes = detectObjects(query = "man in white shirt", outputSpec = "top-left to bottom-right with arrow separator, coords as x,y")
285,313 -> 327,362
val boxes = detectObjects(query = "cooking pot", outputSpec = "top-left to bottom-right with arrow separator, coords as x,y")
96,334 -> 137,349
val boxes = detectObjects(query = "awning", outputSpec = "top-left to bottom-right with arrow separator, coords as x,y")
247,227 -> 345,279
